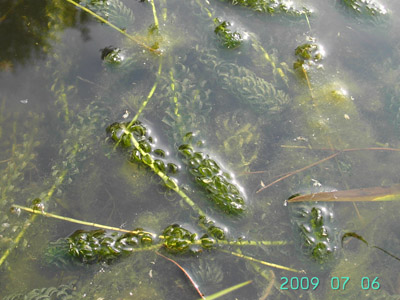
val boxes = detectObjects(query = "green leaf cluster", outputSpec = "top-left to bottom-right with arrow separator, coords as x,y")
213,18 -> 242,49
61,229 -> 153,264
340,0 -> 388,18
178,143 -> 246,215
293,39 -> 323,73
222,0 -> 311,16
107,121 -> 178,174
290,204 -> 337,265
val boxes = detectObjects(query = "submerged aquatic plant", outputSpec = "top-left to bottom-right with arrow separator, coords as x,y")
221,0 -> 311,17
339,0 -> 388,18
4,0 -> 400,298
197,47 -> 291,115
107,121 -> 179,175
293,39 -> 324,74
178,143 -> 246,215
3,282 -> 77,300
213,18 -> 243,49
289,203 -> 338,265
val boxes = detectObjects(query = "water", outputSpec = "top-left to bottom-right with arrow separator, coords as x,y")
1,0 -> 400,299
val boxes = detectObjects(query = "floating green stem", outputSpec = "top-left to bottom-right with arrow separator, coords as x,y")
220,249 -> 302,273
108,122 -> 206,217
150,0 -> 159,29
11,204 -> 154,236
130,56 -> 163,125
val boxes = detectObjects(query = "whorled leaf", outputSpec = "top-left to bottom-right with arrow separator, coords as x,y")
178,143 -> 246,215
289,203 -> 338,266
196,47 -> 291,116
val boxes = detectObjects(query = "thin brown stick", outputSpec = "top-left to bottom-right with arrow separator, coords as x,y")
256,147 -> 400,193
155,251 -> 205,299
0,157 -> 12,163
256,152 -> 340,193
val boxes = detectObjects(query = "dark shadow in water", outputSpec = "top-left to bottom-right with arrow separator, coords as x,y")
0,0 -> 91,70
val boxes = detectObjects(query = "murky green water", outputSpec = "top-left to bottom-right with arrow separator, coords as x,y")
1,0 -> 400,299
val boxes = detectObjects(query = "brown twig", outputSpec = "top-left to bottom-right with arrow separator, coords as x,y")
256,147 -> 400,194
256,152 -> 340,193
155,251 -> 205,299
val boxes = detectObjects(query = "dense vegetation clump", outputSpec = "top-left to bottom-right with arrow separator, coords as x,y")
48,229 -> 153,264
106,121 -> 179,175
340,0 -> 387,17
338,0 -> 388,24
197,48 -> 291,115
290,203 -> 337,265
213,18 -> 243,49
178,143 -> 246,215
222,0 -> 311,16
293,39 -> 324,74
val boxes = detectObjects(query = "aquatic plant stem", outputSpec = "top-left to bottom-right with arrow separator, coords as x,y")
64,0 -> 160,54
129,57 -> 163,125
199,280 -> 252,300
11,204 -> 155,236
12,205 -> 287,248
150,0 -> 159,28
220,249 -> 302,273
121,125 -> 206,217
156,251 -> 206,299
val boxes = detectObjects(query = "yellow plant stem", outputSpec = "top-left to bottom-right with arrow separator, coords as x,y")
64,0 -> 160,54
11,204 -> 155,236
0,144 -> 78,267
122,126 -> 206,217
129,57 -> 163,125
220,249 -> 302,273
13,205 -> 286,250
216,239 -> 287,246
150,0 -> 159,28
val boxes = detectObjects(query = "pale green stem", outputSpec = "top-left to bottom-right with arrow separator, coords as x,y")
129,57 -> 163,125
64,0 -> 160,54
122,126 -> 206,217
220,249 -> 303,273
11,204 -> 155,236
150,0 -> 159,28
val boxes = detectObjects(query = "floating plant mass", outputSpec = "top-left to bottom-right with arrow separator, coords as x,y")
213,18 -> 243,49
222,0 -> 312,16
178,143 -> 246,215
290,203 -> 338,265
